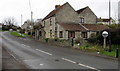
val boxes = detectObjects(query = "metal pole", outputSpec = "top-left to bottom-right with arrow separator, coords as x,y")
29,0 -> 33,36
103,37 -> 106,49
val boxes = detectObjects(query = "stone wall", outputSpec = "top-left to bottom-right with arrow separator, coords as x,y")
43,17 -> 56,38
57,24 -> 68,39
78,7 -> 97,24
55,2 -> 79,23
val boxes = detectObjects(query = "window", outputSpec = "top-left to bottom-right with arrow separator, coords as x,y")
39,31 -> 42,36
80,17 -> 84,23
68,31 -> 75,38
59,31 -> 63,38
55,27 -> 57,31
81,32 -> 87,38
96,32 -> 99,35
50,18 -> 52,25
55,31 -> 57,37
50,30 -> 52,37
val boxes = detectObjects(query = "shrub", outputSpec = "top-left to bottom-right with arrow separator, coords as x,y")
54,38 -> 59,41
19,29 -> 25,33
28,32 -> 31,35
88,28 -> 120,45
45,38 -> 49,42
74,37 -> 81,44
32,31 -> 35,36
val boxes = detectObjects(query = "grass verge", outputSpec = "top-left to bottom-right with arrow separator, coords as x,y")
78,44 -> 120,57
10,32 -> 30,37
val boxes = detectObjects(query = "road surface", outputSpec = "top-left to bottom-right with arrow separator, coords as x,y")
2,46 -> 28,69
1,32 -> 119,71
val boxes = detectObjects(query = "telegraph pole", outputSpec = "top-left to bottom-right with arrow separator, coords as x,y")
21,14 -> 23,36
21,14 -> 22,27
109,0 -> 111,52
29,0 -> 33,35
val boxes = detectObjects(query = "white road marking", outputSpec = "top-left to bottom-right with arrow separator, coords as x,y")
21,44 -> 30,47
61,58 -> 76,64
61,58 -> 100,71
23,60 -> 28,61
39,64 -> 44,66
36,49 -> 52,56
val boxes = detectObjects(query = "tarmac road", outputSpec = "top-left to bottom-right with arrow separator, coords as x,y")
1,31 -> 119,71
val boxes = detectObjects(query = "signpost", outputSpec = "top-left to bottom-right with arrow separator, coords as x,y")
102,31 -> 108,49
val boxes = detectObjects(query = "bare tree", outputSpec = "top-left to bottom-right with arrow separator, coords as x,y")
2,17 -> 17,26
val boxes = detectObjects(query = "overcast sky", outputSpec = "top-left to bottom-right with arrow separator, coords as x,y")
0,0 -> 119,26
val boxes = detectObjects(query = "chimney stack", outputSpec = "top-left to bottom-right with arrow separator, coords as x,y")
55,5 -> 61,9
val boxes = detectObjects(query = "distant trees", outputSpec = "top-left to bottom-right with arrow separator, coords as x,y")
2,17 -> 17,26
2,17 -> 18,31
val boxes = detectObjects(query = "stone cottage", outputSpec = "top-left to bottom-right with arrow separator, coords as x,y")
21,20 -> 32,34
35,2 -> 108,40
56,23 -> 109,39
34,19 -> 45,39
41,2 -> 79,39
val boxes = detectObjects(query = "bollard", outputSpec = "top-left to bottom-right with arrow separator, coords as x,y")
116,48 -> 119,58
70,38 -> 74,46
71,38 -> 74,46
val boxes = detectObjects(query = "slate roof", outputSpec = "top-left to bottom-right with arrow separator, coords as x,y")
42,3 -> 67,21
82,24 -> 109,31
58,23 -> 87,31
58,23 -> 109,32
76,6 -> 88,14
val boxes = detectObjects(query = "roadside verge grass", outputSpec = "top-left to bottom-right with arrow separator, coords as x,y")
10,32 -> 30,37
78,44 -> 120,57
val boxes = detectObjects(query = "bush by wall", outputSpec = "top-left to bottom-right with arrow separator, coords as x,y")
87,27 -> 120,45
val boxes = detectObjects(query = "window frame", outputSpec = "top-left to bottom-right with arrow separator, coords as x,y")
59,31 -> 63,38
80,17 -> 84,23
81,32 -> 87,38
50,30 -> 52,37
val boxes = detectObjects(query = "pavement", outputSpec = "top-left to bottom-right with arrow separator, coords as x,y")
0,32 -> 2,70
1,31 -> 119,70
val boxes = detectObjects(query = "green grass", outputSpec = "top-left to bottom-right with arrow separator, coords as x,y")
78,44 -> 120,57
10,32 -> 30,37
11,32 -> 23,37
22,33 -> 31,37
100,51 -> 116,57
